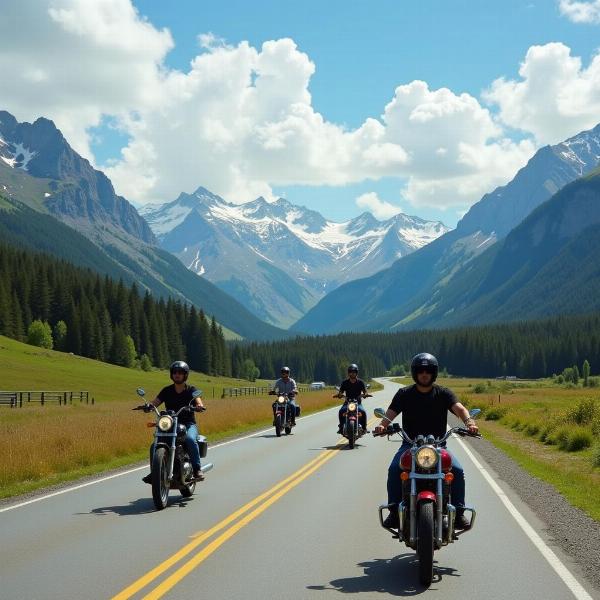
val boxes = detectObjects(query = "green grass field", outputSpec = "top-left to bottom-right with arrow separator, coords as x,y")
0,335 -> 348,498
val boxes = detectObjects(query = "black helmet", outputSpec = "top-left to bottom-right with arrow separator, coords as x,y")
410,353 -> 438,383
280,366 -> 290,375
170,360 -> 190,381
348,363 -> 359,373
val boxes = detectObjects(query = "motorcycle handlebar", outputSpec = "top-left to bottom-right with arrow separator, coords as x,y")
372,424 -> 481,441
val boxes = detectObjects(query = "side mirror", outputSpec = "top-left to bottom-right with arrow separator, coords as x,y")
136,388 -> 145,397
374,408 -> 386,419
192,389 -> 203,399
335,386 -> 340,391
469,408 -> 481,418
366,384 -> 371,389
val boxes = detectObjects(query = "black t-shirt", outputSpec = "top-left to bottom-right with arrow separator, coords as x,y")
157,384 -> 199,425
388,384 -> 457,439
339,378 -> 367,400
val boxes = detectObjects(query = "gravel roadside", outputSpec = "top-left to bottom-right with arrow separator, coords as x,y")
459,424 -> 600,596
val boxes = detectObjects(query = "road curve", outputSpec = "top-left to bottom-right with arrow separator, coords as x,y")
1,379 -> 598,599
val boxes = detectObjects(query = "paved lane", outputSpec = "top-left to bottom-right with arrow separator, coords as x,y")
1,379 -> 597,599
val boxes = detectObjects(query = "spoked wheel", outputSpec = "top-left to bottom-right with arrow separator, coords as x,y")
347,421 -> 356,449
151,447 -> 170,510
275,414 -> 282,437
284,426 -> 291,435
417,501 -> 434,586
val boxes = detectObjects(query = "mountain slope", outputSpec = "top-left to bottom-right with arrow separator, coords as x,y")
417,168 -> 600,327
142,188 -> 449,327
294,123 -> 600,333
0,111 -> 286,340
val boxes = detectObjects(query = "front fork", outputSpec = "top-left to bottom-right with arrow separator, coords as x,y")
378,484 -> 476,547
153,431 -> 176,481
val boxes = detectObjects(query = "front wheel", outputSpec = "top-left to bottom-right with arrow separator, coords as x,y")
417,501 -> 434,586
347,420 -> 356,449
151,447 -> 170,510
284,426 -> 291,435
275,414 -> 282,437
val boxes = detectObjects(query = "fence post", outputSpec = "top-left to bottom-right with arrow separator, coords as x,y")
498,394 -> 501,403
92,396 -> 95,405
41,392 -> 44,406
19,392 -> 22,408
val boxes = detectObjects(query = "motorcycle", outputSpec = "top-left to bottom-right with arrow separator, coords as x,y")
337,389 -> 372,449
269,389 -> 297,437
373,407 -> 481,586
133,387 -> 213,510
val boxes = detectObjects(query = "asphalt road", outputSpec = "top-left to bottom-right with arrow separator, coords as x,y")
1,379 -> 598,599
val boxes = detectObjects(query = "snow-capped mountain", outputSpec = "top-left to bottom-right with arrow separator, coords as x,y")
141,188 -> 449,327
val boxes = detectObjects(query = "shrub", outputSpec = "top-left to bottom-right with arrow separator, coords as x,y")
525,421 -> 541,436
539,421 -> 559,443
564,427 -> 593,452
566,398 -> 599,426
485,406 -> 508,421
27,320 -> 53,349
592,442 -> 600,468
473,383 -> 487,394
546,425 -> 570,447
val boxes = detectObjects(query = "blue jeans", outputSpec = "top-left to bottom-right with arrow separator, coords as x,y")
387,442 -> 465,510
150,423 -> 201,471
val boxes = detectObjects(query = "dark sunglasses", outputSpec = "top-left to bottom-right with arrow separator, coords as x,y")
415,366 -> 434,374
348,369 -> 358,373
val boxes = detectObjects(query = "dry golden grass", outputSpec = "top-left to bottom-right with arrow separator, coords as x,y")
0,336 -> 347,497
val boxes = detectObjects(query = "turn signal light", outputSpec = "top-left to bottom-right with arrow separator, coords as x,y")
444,472 -> 454,483
147,422 -> 156,428
400,472 -> 409,481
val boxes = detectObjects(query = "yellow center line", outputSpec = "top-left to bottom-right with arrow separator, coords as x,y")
141,447 -> 341,599
112,440 -> 345,600
113,418 -> 379,600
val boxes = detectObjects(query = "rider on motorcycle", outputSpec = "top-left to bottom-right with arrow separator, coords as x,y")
269,366 -> 299,424
142,361 -> 206,483
334,363 -> 369,434
373,353 -> 478,530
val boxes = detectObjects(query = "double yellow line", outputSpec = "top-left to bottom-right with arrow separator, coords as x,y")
112,426 -> 371,600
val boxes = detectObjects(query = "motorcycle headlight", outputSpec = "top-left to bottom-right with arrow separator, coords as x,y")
278,396 -> 285,404
347,402 -> 357,411
158,415 -> 174,432
415,446 -> 438,469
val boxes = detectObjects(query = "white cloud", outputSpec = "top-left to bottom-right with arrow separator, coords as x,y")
356,192 -> 403,219
484,42 -> 600,145
0,0 -> 173,159
559,0 -> 600,23
0,0 -> 539,214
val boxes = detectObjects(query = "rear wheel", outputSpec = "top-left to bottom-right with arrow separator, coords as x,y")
417,501 -> 434,586
151,447 -> 169,510
347,420 -> 356,449
275,414 -> 282,437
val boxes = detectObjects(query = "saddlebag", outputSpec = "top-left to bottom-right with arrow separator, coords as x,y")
196,437 -> 208,459
295,405 -> 301,417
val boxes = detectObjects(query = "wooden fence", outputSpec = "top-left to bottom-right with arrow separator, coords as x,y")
221,385 -> 332,398
0,391 -> 92,408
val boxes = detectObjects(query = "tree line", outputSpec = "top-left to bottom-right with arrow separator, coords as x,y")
0,243 -> 231,374
232,313 -> 600,382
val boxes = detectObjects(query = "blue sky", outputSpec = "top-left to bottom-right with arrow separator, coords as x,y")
3,1 -> 600,227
